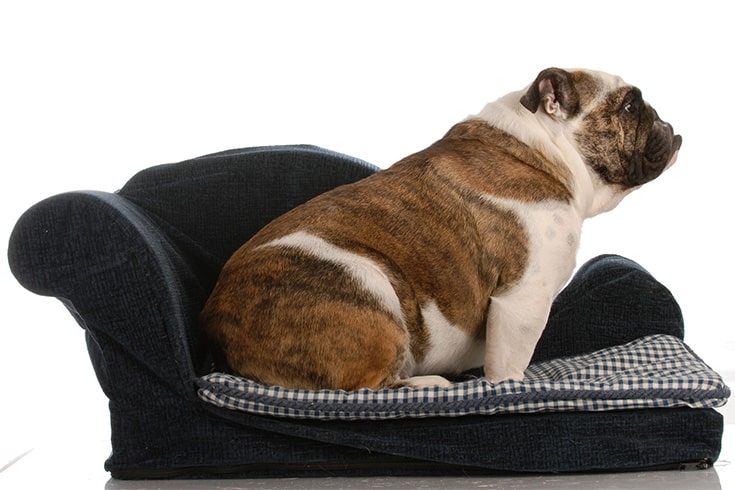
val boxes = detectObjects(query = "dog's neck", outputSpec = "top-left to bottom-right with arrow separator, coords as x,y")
472,91 -> 632,218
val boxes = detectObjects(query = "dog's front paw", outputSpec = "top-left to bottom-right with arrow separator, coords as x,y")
484,364 -> 526,385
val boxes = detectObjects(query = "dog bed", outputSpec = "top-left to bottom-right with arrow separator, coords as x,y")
8,145 -> 729,478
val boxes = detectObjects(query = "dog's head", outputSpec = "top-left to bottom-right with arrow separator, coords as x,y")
520,67 -> 682,190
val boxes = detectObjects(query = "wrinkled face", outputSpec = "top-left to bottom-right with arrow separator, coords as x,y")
574,78 -> 683,188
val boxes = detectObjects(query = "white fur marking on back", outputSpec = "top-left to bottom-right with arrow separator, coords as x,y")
260,231 -> 405,326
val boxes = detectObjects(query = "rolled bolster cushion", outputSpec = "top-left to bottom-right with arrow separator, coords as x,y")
533,254 -> 685,363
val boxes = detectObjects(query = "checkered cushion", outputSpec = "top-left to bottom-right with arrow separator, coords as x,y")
196,334 -> 730,420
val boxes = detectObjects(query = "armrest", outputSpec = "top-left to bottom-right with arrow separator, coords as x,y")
8,191 -> 209,403
7,145 -> 381,410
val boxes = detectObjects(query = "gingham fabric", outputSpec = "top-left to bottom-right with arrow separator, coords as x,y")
196,334 -> 730,421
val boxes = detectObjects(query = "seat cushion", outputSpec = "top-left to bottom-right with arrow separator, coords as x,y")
197,334 -> 729,420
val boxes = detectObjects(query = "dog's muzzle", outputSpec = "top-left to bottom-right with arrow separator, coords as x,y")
629,120 -> 682,186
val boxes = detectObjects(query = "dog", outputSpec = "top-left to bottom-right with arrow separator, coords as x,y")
200,67 -> 682,390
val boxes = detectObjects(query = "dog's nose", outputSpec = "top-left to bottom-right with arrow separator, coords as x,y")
673,134 -> 683,151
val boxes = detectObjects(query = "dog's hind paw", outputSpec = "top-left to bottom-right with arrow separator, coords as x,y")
392,375 -> 453,389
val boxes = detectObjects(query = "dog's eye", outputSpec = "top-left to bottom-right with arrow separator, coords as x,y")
622,89 -> 642,115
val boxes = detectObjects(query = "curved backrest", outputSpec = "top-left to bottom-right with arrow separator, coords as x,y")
118,145 -> 379,276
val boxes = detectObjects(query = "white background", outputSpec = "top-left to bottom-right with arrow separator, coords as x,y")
1,0 -> 733,472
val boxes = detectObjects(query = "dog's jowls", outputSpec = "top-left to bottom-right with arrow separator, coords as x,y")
200,68 -> 682,390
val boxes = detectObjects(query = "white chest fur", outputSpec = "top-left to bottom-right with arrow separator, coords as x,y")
486,195 -> 582,295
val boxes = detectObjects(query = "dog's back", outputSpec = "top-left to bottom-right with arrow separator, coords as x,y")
200,121 -> 567,390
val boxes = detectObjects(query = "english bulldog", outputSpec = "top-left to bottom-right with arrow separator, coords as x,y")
200,67 -> 682,390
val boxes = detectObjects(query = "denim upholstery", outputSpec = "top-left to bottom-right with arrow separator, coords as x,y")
8,145 -> 723,478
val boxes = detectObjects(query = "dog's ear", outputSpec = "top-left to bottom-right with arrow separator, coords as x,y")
520,68 -> 580,119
